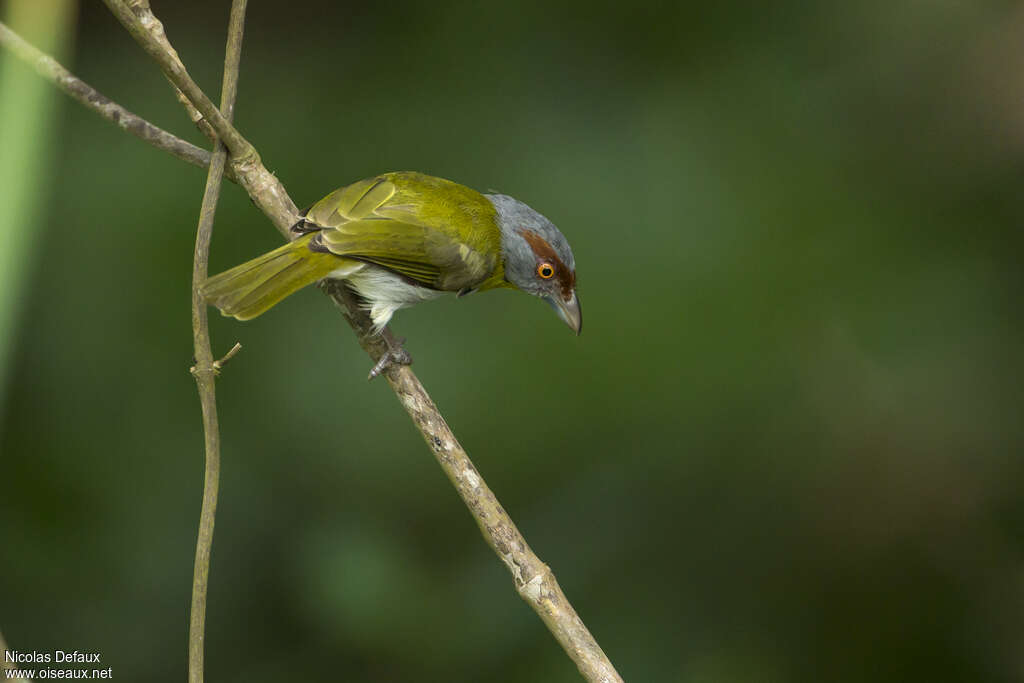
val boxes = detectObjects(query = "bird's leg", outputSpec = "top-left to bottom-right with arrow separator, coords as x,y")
368,330 -> 412,380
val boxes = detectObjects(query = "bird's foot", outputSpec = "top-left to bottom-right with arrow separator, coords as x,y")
367,337 -> 412,380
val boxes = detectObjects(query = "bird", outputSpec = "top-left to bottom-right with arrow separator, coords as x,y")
200,171 -> 580,375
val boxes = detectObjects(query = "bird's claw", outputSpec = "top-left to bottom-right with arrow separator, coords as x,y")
367,339 -> 412,380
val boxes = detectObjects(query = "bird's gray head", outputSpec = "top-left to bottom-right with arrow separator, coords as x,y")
486,193 -> 581,335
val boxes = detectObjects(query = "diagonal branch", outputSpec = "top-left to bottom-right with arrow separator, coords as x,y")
11,4 -> 623,681
186,2 -> 248,683
335,313 -> 625,682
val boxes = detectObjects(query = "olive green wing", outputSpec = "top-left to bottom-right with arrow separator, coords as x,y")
304,173 -> 502,291
318,217 -> 497,291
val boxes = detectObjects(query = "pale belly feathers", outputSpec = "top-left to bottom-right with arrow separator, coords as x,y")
329,261 -> 443,332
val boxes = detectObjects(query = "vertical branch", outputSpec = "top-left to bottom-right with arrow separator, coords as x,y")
187,2 -> 247,682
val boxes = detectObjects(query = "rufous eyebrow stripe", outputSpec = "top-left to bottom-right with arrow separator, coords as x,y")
518,229 -> 575,299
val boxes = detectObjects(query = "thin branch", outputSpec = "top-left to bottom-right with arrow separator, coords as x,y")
7,5 -> 623,681
185,76 -> 226,683
0,21 -> 227,180
186,2 -> 248,683
213,341 -> 242,372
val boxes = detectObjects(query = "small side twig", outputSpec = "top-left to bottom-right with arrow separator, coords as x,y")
212,341 -> 242,373
186,2 -> 247,683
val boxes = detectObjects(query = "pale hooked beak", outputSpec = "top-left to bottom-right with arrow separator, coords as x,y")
549,291 -> 582,335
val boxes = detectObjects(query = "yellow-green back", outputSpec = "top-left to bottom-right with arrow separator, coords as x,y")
305,172 -> 509,291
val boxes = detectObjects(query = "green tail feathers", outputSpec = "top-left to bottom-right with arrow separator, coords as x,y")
200,235 -> 338,320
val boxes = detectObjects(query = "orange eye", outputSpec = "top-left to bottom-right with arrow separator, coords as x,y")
537,263 -> 555,279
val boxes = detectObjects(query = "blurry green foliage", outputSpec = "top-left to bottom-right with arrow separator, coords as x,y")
1,1 -> 1022,681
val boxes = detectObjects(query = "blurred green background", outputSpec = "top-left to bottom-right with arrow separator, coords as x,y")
2,1 -> 1023,681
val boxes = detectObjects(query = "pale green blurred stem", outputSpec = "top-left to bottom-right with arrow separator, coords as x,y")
0,0 -> 75,413
0,629 -> 26,678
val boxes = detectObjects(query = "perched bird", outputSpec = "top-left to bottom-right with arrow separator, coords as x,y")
200,172 -> 580,372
